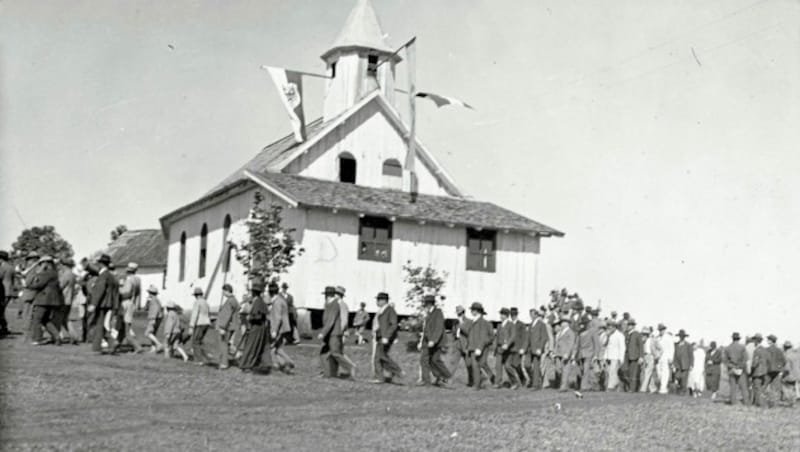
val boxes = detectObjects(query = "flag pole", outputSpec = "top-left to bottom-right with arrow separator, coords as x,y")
405,37 -> 418,203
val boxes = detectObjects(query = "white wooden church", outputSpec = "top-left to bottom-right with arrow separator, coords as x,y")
159,0 -> 563,321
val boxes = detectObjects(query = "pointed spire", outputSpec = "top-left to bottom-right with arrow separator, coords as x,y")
322,0 -> 394,60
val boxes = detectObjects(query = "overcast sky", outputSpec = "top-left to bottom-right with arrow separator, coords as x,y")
2,0 -> 798,343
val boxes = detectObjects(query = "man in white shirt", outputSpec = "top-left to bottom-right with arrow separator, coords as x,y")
640,326 -> 657,393
603,320 -> 626,391
655,323 -> 675,394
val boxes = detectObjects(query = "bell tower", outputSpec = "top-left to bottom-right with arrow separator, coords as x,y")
321,0 -> 401,121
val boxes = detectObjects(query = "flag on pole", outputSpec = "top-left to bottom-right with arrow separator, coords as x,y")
416,92 -> 474,109
405,37 -> 418,201
264,66 -> 306,142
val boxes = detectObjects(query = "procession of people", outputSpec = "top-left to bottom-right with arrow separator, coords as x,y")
2,249 -> 798,409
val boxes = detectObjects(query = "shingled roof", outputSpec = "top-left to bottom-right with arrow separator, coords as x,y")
207,117 -> 328,195
248,171 -> 564,237
106,230 -> 168,268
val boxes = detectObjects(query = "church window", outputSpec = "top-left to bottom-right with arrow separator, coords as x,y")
466,228 -> 496,273
359,216 -> 392,263
367,54 -> 379,77
339,152 -> 356,184
199,223 -> 208,278
330,62 -> 337,78
179,232 -> 187,282
382,158 -> 402,189
222,214 -> 232,273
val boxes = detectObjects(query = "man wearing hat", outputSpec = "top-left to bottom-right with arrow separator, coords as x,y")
215,283 -> 238,367
624,319 -> 643,392
639,327 -> 657,393
418,294 -> 451,386
723,332 -> 750,406
655,323 -> 674,395
188,287 -> 211,364
506,307 -> 528,389
553,315 -> 577,391
766,334 -> 786,395
28,255 -> 65,345
371,292 -> 403,383
603,320 -> 626,391
704,341 -> 723,400
0,250 -> 15,336
18,252 -> 44,336
781,341 -> 799,405
673,329 -> 693,395
317,286 -> 354,378
526,308 -> 552,390
576,319 -> 601,391
453,305 -> 474,387
143,284 -> 165,353
269,282 -> 295,373
466,302 -> 494,390
279,282 -> 299,344
492,308 -> 512,388
57,257 -> 78,344
750,333 -> 770,407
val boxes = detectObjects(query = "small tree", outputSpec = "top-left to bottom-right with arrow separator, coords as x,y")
109,224 -> 128,243
11,225 -> 75,264
402,260 -> 448,311
232,191 -> 304,283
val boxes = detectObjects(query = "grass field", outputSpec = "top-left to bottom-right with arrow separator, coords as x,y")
1,309 -> 798,451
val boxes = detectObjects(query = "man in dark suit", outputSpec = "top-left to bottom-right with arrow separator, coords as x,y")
672,329 -> 694,395
766,334 -> 786,394
0,250 -> 14,336
624,319 -> 643,392
723,332 -> 750,406
453,305 -> 474,387
418,295 -> 451,386
505,307 -> 526,389
467,302 -> 494,390
317,286 -> 352,378
29,256 -> 64,345
526,308 -> 552,389
371,292 -> 403,383
280,282 -> 299,344
88,254 -> 120,353
750,333 -> 771,407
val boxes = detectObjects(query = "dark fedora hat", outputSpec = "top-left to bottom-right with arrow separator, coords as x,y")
732,332 -> 741,340
250,277 -> 266,292
677,329 -> 689,338
469,302 -> 485,314
375,292 -> 389,301
96,254 -> 112,265
322,286 -> 337,296
422,294 -> 436,305
767,334 -> 777,343
499,308 -> 510,316
509,307 -> 519,316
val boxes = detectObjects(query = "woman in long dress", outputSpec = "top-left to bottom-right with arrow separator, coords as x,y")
238,281 -> 272,373
689,343 -> 706,397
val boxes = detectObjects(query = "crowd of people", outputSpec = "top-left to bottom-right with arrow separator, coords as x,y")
1,250 -> 798,408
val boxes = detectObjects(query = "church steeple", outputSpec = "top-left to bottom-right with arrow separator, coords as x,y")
321,0 -> 401,121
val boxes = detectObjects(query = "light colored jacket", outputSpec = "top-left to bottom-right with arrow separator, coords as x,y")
604,329 -> 626,361
270,294 -> 290,336
190,296 -> 211,327
657,332 -> 675,363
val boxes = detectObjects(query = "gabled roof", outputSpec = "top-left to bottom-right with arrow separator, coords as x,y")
246,171 -> 564,237
322,0 -> 395,60
105,229 -> 168,268
207,117 -> 329,195
206,90 -> 463,198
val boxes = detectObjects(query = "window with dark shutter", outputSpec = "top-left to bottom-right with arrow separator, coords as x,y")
358,216 -> 392,263
179,232 -> 187,282
339,152 -> 356,184
199,223 -> 208,278
466,228 -> 496,272
222,215 -> 232,273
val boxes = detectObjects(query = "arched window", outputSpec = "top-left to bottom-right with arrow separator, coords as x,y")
198,223 -> 208,278
338,152 -> 356,184
382,158 -> 402,189
222,214 -> 232,273
179,232 -> 187,282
